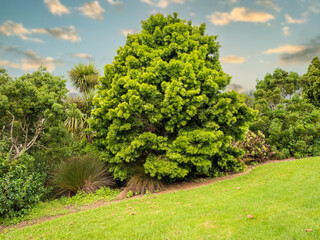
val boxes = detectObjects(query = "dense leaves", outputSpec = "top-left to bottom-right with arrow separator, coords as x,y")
0,67 -> 68,160
301,56 -> 320,107
0,152 -> 48,219
251,68 -> 320,158
91,13 -> 255,181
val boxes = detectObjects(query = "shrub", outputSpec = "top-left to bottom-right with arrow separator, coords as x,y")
126,171 -> 164,195
0,153 -> 48,219
91,13 -> 255,182
51,155 -> 114,196
233,131 -> 273,164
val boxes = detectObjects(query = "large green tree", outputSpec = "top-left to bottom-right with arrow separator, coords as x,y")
91,13 -> 255,181
0,67 -> 68,160
251,68 -> 320,158
301,56 -> 320,107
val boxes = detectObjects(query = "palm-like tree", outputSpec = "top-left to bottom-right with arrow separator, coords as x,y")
65,63 -> 99,141
69,63 -> 99,93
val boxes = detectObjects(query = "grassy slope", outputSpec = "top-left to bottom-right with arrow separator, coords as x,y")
2,157 -> 320,240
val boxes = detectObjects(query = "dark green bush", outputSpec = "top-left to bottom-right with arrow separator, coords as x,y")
233,130 -> 273,164
51,155 -> 114,196
0,152 -> 48,219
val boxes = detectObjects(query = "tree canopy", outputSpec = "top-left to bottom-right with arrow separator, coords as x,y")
301,56 -> 320,107
0,67 -> 67,160
91,13 -> 255,181
251,67 -> 320,158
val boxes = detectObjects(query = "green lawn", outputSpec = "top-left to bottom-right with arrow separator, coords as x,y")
2,157 -> 320,239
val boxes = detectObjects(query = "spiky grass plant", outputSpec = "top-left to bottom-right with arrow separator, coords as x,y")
51,155 -> 114,196
126,169 -> 164,195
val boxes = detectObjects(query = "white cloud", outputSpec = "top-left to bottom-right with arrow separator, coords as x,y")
0,60 -> 20,69
21,53 -> 57,72
221,55 -> 246,64
44,0 -> 70,16
285,14 -> 306,24
256,0 -> 281,12
32,26 -> 81,43
78,1 -> 105,20
107,0 -> 123,6
207,7 -> 275,25
0,47 -> 59,72
73,53 -> 93,60
120,29 -> 138,36
0,20 -> 43,43
263,44 -> 305,54
141,0 -> 184,9
282,26 -> 290,36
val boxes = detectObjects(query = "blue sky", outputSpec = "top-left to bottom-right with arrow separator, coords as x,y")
1,0 -> 320,92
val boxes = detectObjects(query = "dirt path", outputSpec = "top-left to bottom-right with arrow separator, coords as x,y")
0,157 -> 299,233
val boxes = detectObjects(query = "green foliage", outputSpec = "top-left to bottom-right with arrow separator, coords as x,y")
0,153 -> 48,220
51,155 -> 114,196
91,13 -> 255,181
0,67 -> 68,161
251,68 -> 320,158
254,68 -> 300,111
126,190 -> 134,198
301,56 -> 320,107
69,63 -> 99,93
59,186 -> 119,206
66,63 -> 98,140
233,130 -> 273,163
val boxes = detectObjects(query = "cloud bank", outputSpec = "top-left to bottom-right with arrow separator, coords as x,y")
207,7 -> 274,25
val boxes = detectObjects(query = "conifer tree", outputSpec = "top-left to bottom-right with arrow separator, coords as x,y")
91,13 -> 255,181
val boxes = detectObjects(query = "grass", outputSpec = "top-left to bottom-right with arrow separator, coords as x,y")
2,157 -> 320,239
0,187 -> 119,226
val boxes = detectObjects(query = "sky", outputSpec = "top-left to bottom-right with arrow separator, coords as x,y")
0,0 -> 320,92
